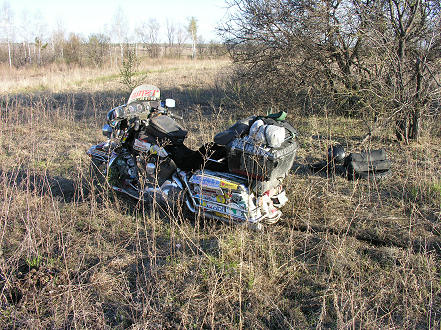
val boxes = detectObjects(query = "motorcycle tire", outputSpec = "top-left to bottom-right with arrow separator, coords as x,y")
89,158 -> 108,190
162,185 -> 193,221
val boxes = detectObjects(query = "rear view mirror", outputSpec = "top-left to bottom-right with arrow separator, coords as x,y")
165,99 -> 175,108
102,124 -> 113,138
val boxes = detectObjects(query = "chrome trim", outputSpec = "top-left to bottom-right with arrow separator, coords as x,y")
102,124 -> 113,138
108,151 -> 119,168
172,173 -> 183,190
88,153 -> 107,163
180,171 -> 198,209
185,199 -> 196,213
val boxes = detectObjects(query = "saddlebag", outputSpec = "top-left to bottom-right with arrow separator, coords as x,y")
213,116 -> 257,146
344,149 -> 391,179
144,115 -> 187,145
228,136 -> 298,194
188,170 -> 254,222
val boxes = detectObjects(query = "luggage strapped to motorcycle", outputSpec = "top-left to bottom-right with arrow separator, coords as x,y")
227,111 -> 298,194
254,116 -> 298,142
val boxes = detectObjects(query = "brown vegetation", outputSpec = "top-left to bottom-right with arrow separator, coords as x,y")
0,58 -> 440,328
221,0 -> 441,143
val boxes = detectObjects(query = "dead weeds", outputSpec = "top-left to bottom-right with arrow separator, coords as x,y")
0,59 -> 439,329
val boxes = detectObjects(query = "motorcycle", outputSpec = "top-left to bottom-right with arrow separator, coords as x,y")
87,84 -> 298,230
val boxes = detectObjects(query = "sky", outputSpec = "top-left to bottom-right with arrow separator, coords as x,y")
5,0 -> 230,42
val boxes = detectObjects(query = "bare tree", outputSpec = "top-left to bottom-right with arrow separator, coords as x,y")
175,24 -> 188,58
220,0 -> 441,141
51,20 -> 65,62
376,0 -> 441,141
197,35 -> 205,58
1,1 -> 14,68
221,0 -> 369,101
33,10 -> 48,65
207,41 -> 226,58
18,9 -> 33,64
166,19 -> 175,56
147,18 -> 160,58
187,17 -> 198,59
136,18 -> 160,58
135,22 -> 147,53
112,6 -> 128,64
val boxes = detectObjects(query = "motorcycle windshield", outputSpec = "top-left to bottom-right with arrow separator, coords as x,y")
128,84 -> 160,104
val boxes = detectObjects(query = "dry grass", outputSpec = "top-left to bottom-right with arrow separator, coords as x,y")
0,58 -> 440,329
0,58 -> 230,94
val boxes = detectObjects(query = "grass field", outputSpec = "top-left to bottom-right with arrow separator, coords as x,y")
0,59 -> 440,329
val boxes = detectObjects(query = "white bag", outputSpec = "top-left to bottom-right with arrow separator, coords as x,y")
264,125 -> 285,148
249,119 -> 285,148
249,119 -> 264,137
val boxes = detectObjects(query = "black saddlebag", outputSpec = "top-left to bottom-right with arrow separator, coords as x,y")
228,137 -> 298,194
344,149 -> 391,179
213,116 -> 257,146
144,115 -> 187,145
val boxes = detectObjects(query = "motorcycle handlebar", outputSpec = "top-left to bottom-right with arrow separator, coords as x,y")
108,103 -> 183,122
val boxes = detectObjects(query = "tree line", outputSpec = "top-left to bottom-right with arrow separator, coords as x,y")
0,2 -> 226,68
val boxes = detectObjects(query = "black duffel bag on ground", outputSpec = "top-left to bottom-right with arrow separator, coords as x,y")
344,149 -> 391,180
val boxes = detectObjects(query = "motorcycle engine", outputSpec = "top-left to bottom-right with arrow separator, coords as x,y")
107,150 -> 138,187
136,152 -> 177,187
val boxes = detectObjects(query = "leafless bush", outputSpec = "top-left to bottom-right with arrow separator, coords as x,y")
220,0 -> 441,142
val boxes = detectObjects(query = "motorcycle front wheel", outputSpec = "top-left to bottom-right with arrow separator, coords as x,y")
88,158 -> 109,190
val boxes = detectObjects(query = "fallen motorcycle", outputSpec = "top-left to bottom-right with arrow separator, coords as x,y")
87,84 -> 298,230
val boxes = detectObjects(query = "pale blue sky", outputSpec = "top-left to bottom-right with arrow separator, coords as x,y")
6,0 -> 229,42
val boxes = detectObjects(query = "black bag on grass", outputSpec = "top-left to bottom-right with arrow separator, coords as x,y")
344,149 -> 391,179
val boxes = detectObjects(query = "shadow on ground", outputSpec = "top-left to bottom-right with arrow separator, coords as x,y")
0,168 -> 86,203
0,87 -> 231,123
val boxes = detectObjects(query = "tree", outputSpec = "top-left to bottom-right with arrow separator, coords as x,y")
207,41 -> 226,58
175,24 -> 188,58
136,19 -> 160,58
220,0 -> 368,108
197,35 -> 205,58
146,18 -> 160,57
51,21 -> 66,62
33,10 -> 48,65
220,0 -> 441,142
187,17 -> 198,59
373,0 -> 441,141
166,19 -> 176,56
18,9 -> 36,65
112,6 -> 128,63
86,33 -> 110,67
1,1 -> 14,68
34,36 -> 48,65
119,48 -> 140,91
63,33 -> 82,65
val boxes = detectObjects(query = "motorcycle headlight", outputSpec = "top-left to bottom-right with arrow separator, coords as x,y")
126,101 -> 147,116
127,104 -> 137,115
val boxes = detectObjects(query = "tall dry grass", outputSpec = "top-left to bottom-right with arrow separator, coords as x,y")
0,58 -> 231,94
0,58 -> 439,328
